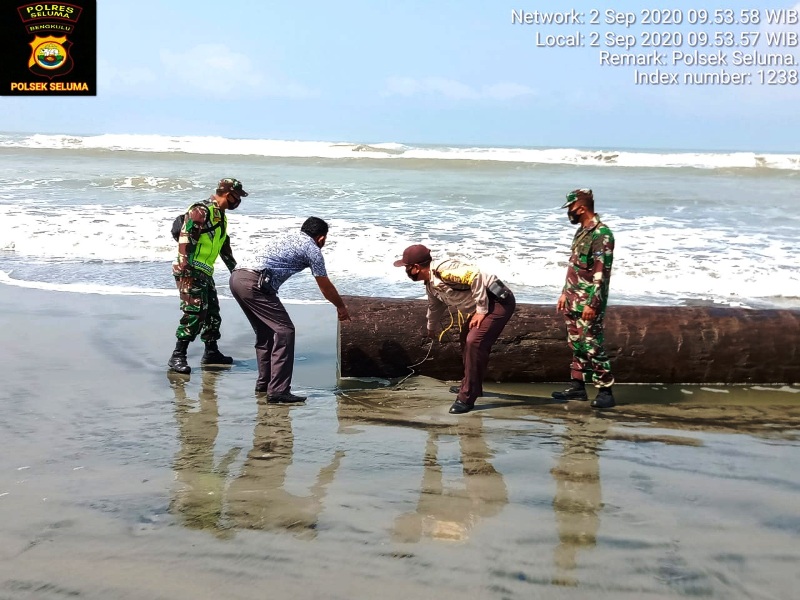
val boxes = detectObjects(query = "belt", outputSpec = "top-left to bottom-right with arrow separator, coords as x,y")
190,261 -> 214,276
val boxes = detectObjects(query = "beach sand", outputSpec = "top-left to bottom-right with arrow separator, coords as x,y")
1,283 -> 798,599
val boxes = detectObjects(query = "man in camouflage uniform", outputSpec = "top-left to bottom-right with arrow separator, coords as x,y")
552,189 -> 616,409
168,178 -> 247,374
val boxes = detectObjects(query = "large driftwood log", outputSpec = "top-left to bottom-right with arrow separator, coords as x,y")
337,296 -> 800,384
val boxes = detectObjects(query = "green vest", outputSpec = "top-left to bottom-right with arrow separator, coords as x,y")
189,203 -> 227,276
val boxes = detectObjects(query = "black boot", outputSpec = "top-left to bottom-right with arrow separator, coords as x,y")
591,387 -> 616,409
201,341 -> 233,366
168,340 -> 191,374
267,392 -> 307,404
551,379 -> 588,401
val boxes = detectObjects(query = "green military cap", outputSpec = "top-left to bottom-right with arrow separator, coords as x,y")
561,188 -> 593,209
217,178 -> 248,198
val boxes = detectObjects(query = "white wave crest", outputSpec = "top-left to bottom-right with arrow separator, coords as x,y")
1,133 -> 797,170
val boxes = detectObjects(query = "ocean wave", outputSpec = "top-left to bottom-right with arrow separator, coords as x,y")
98,176 -> 203,191
1,133 -> 797,171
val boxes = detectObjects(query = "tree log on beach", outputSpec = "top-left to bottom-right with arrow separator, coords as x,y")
337,296 -> 800,384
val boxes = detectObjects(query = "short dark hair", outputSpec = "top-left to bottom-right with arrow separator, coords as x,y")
576,197 -> 595,212
301,216 -> 329,238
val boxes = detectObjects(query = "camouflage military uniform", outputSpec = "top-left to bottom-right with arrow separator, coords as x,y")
172,199 -> 237,342
562,215 -> 615,387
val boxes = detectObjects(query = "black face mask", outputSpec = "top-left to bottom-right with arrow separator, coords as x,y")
568,209 -> 582,225
227,193 -> 241,210
405,266 -> 420,281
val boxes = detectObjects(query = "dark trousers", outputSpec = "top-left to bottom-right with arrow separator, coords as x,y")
229,269 -> 296,394
456,293 -> 516,405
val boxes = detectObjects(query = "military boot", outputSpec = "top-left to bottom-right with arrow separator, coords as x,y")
168,339 -> 191,374
551,379 -> 588,401
201,341 -> 233,366
591,387 -> 616,409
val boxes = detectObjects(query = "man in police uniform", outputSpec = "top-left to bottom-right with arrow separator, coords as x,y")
553,188 -> 616,409
394,244 -> 516,414
168,178 -> 247,374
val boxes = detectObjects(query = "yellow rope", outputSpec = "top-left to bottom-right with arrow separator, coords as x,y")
438,308 -> 471,342
438,309 -> 455,342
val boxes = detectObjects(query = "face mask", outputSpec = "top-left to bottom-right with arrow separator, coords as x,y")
227,193 -> 241,210
405,266 -> 420,281
568,209 -> 581,224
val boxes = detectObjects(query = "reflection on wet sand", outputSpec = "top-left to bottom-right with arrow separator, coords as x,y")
169,370 -> 240,537
551,417 -> 609,586
168,370 -> 342,538
391,416 -> 508,543
160,373 -> 800,597
226,404 -> 343,539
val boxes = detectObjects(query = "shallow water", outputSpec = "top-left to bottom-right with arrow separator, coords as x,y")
4,371 -> 798,599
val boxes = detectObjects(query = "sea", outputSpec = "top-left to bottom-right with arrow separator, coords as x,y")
1,132 -> 798,309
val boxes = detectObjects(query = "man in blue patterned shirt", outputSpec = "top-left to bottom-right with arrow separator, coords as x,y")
230,217 -> 350,403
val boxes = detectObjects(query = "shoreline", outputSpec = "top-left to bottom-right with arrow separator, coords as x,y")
2,269 -> 798,309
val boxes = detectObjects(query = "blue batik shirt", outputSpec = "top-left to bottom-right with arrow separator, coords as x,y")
237,231 -> 328,292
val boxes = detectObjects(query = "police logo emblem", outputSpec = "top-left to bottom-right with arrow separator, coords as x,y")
29,35 -> 73,77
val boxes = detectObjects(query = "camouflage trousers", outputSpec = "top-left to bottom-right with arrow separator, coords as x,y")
174,271 -> 222,343
564,311 -> 614,387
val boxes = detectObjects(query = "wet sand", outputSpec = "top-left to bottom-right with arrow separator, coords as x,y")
1,284 -> 798,599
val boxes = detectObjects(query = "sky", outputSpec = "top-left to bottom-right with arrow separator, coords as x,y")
1,0 -> 799,151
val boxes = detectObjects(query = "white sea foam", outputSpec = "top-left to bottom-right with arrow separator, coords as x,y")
0,270 -> 327,303
0,270 -> 175,296
2,203 -> 798,305
1,133 -> 797,171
